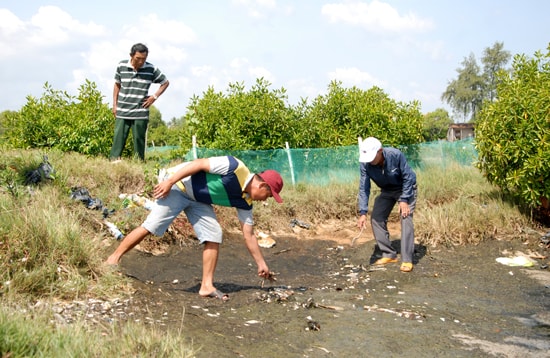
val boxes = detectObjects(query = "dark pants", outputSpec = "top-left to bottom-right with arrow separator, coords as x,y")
371,186 -> 417,263
110,118 -> 148,161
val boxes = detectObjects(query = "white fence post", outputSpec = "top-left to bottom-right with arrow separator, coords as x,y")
285,142 -> 296,186
192,135 -> 198,160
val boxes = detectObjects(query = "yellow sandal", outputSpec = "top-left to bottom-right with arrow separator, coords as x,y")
400,262 -> 413,272
374,257 -> 398,265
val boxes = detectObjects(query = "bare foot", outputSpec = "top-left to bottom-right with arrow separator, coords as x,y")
199,289 -> 229,301
198,284 -> 217,297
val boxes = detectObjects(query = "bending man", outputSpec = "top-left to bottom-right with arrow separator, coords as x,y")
106,156 -> 283,300
357,137 -> 418,272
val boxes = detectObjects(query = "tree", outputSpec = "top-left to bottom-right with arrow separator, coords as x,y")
422,108 -> 452,141
147,116 -> 189,148
148,106 -> 165,129
185,78 -> 294,150
167,115 -> 185,128
304,81 -> 423,148
147,105 -> 167,146
481,42 -> 511,102
476,46 -> 550,209
3,81 -> 113,156
441,53 -> 484,122
0,110 -> 18,138
184,79 -> 423,150
442,42 -> 511,122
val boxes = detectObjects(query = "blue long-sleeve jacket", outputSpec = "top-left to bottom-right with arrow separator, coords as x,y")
358,147 -> 417,215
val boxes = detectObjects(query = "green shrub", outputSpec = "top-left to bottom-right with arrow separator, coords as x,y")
305,81 -> 424,148
3,81 -> 114,157
476,46 -> 550,207
185,79 -> 424,150
186,78 -> 294,150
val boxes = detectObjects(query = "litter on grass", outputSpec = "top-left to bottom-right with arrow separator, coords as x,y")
104,220 -> 124,240
119,193 -> 156,210
25,155 -> 55,185
70,187 -> 114,218
290,218 -> 311,229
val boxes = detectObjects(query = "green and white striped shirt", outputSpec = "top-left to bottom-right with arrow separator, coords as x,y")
114,59 -> 168,120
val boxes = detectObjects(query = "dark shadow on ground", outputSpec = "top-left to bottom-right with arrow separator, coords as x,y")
368,240 -> 427,265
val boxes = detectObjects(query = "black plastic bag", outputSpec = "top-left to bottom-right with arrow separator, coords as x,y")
25,155 -> 55,185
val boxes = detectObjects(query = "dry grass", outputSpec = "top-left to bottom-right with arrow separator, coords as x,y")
0,305 -> 196,357
1,150 -> 541,297
156,162 -> 538,249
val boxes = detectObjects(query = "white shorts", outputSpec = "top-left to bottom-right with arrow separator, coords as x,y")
142,185 -> 223,244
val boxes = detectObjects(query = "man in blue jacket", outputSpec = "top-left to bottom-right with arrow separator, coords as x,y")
357,137 -> 417,272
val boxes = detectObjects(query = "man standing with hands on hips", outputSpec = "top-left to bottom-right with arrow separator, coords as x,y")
110,43 -> 169,162
357,137 -> 418,272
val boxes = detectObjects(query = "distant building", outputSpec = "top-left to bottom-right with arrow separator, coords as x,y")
447,123 -> 475,141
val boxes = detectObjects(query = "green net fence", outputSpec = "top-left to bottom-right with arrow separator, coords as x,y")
173,138 -> 477,186
401,138 -> 477,170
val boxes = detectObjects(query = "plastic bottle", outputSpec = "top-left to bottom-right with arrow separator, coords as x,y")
132,194 -> 155,210
104,220 -> 124,240
142,198 -> 156,210
132,194 -> 145,206
119,193 -> 155,210
118,193 -> 133,208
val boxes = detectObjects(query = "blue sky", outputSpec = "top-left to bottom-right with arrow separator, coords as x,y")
1,0 -> 548,122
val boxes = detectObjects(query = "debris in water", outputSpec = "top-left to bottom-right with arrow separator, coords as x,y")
495,256 -> 535,267
305,316 -> 320,331
257,231 -> 276,248
364,304 -> 425,320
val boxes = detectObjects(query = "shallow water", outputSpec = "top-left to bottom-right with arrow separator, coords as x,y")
116,233 -> 550,357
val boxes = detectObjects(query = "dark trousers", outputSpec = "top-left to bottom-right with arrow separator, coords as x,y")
110,118 -> 148,161
371,186 -> 417,263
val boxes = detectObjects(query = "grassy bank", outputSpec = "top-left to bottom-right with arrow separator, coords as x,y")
0,306 -> 196,357
0,149 -> 541,356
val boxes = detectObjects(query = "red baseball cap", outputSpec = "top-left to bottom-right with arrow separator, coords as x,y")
258,170 -> 283,203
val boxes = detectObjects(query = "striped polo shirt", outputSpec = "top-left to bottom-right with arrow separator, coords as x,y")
114,59 -> 168,120
167,156 -> 255,210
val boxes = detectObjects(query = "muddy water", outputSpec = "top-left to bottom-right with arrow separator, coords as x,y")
117,233 -> 549,357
